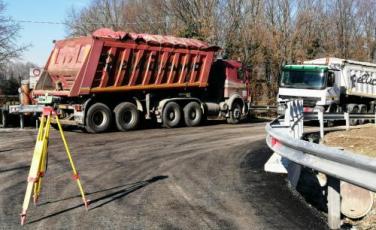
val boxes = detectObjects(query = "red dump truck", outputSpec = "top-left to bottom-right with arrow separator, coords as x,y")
33,28 -> 250,133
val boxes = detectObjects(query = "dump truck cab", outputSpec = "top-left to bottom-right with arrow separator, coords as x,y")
278,65 -> 339,113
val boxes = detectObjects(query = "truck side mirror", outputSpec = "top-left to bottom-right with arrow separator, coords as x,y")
328,72 -> 335,87
237,68 -> 244,81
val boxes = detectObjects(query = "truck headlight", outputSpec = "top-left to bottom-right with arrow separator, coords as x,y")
277,104 -> 286,115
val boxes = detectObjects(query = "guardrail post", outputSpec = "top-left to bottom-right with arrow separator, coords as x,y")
318,109 -> 324,140
20,114 -> 24,129
344,112 -> 350,131
298,100 -> 304,137
0,109 -> 5,127
284,102 -> 291,126
374,111 -> 376,126
292,101 -> 298,138
327,176 -> 341,229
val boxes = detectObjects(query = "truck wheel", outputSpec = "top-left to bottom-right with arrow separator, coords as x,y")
162,102 -> 182,128
114,102 -> 140,131
358,104 -> 367,125
227,103 -> 242,124
85,103 -> 112,133
50,123 -> 75,131
347,104 -> 359,126
326,104 -> 338,127
51,123 -> 59,130
183,102 -> 202,127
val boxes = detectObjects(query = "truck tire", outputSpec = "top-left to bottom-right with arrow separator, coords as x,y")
326,104 -> 339,127
51,123 -> 75,131
227,103 -> 242,124
114,102 -> 140,131
347,104 -> 359,126
183,102 -> 202,127
85,103 -> 112,133
358,104 -> 367,125
51,123 -> 59,130
162,102 -> 182,128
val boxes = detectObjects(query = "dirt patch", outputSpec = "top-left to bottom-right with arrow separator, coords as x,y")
324,124 -> 376,158
324,124 -> 376,229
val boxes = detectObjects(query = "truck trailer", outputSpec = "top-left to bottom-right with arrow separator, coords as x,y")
277,57 -> 376,124
33,28 -> 250,133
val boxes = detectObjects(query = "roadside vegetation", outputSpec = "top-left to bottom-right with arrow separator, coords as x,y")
0,0 -> 33,95
65,0 -> 376,104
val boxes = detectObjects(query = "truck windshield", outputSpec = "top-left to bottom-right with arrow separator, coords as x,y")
280,70 -> 326,89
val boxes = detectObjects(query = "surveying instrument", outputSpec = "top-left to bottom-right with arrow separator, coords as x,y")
20,107 -> 89,225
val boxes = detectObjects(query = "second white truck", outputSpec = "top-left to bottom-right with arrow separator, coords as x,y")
278,57 -> 376,124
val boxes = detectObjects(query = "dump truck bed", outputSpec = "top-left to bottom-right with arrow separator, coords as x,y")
304,57 -> 376,98
34,28 -> 219,97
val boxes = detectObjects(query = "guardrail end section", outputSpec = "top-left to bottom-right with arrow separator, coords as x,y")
264,152 -> 301,188
264,153 -> 288,174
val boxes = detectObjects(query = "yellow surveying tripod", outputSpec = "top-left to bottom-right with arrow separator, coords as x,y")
20,107 -> 89,225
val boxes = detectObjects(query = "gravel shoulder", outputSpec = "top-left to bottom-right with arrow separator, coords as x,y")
324,124 -> 376,158
324,124 -> 376,229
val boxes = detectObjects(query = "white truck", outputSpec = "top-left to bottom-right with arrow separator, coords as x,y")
277,57 -> 376,124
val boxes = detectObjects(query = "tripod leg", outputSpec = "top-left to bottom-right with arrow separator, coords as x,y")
33,144 -> 48,204
33,180 -> 40,205
33,115 -> 51,204
55,115 -> 89,210
21,116 -> 48,225
21,180 -> 35,225
33,115 -> 51,205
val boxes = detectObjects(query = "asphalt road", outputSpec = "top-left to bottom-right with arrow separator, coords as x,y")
0,122 -> 326,229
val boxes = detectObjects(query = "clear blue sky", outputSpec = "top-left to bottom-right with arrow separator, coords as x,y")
4,0 -> 91,66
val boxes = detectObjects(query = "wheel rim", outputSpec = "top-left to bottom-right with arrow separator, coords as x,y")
122,110 -> 133,124
190,109 -> 197,120
350,107 -> 359,125
168,110 -> 175,121
92,110 -> 106,127
234,107 -> 241,119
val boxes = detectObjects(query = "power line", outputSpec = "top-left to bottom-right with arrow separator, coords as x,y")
16,20 -> 66,25
14,19 -> 167,26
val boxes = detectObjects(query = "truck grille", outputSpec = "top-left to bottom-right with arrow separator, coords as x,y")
279,95 -> 321,107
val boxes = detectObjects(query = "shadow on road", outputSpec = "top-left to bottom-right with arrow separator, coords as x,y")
241,140 -> 327,229
297,168 -> 327,212
28,175 -> 168,224
0,164 -> 29,173
59,116 -> 270,134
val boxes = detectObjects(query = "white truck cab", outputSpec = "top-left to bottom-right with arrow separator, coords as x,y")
278,64 -> 339,113
278,57 -> 376,117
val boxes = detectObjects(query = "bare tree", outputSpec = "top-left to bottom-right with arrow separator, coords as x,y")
0,1 -> 27,68
64,0 -> 376,104
65,0 -> 127,36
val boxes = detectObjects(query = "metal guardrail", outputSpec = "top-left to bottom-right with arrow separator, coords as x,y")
266,120 -> 376,192
266,100 -> 376,229
249,105 -> 277,110
249,105 -> 277,114
304,109 -> 376,138
304,112 -> 376,121
266,101 -> 376,192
